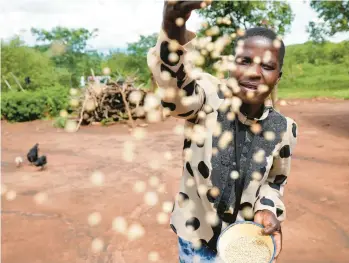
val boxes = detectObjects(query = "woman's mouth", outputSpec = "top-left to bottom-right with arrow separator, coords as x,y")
239,81 -> 259,92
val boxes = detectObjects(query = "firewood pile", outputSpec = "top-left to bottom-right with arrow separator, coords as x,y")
76,77 -> 147,126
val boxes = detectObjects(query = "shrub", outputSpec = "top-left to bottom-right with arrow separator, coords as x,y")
53,116 -> 68,128
1,85 -> 70,122
1,37 -> 71,91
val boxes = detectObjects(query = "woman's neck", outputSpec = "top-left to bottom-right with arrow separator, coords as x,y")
240,103 -> 264,119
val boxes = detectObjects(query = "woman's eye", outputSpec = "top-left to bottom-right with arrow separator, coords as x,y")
237,58 -> 250,65
262,64 -> 274,70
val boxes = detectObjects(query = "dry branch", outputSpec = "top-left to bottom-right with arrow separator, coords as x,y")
72,77 -> 147,128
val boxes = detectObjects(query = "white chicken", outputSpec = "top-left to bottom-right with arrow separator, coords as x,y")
15,156 -> 23,167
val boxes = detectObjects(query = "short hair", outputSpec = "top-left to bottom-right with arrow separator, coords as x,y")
234,27 -> 285,70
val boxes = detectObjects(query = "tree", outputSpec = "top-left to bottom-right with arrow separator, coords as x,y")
31,27 -> 101,87
127,33 -> 158,89
31,27 -> 98,53
104,52 -> 135,77
307,1 -> 349,43
1,36 -> 70,91
127,33 -> 158,56
198,1 -> 294,37
105,33 -> 158,88
307,21 -> 328,44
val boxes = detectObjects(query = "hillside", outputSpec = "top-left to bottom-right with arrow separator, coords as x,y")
279,40 -> 349,99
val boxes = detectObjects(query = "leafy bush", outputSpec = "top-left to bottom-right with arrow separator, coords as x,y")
1,37 -> 71,91
1,85 -> 70,122
100,117 -> 116,126
53,116 -> 68,128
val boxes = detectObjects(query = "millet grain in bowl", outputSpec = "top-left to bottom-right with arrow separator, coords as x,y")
224,236 -> 271,263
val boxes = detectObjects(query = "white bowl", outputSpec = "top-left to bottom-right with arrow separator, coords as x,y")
217,221 -> 276,263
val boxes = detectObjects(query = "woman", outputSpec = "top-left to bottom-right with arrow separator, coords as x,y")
147,1 -> 297,262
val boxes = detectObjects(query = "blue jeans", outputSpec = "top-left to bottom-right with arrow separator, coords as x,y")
178,237 -> 219,263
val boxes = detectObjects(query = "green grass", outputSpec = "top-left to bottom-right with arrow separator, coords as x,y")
278,88 -> 349,99
278,63 -> 349,99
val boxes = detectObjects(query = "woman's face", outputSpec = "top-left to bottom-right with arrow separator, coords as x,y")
230,36 -> 282,105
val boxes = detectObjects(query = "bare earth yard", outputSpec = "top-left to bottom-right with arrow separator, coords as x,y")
2,99 -> 349,263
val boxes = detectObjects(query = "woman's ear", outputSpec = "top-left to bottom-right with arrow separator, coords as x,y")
276,71 -> 283,85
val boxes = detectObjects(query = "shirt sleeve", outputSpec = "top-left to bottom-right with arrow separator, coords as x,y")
147,29 -> 221,121
254,118 -> 298,222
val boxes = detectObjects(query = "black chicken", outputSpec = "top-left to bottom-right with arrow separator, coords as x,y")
34,155 -> 47,170
27,143 -> 39,164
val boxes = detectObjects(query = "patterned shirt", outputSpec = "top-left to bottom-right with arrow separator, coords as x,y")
147,29 -> 298,251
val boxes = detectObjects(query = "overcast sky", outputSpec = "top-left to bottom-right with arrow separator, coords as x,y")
1,0 -> 348,52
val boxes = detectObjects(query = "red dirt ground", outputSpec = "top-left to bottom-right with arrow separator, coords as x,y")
2,99 -> 349,263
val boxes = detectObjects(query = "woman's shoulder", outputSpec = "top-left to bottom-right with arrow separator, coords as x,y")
265,108 -> 298,142
268,108 -> 297,125
270,109 -> 298,145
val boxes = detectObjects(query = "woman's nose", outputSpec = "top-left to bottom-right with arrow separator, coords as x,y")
244,63 -> 262,79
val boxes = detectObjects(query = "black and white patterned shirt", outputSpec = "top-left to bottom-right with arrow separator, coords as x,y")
147,29 -> 298,251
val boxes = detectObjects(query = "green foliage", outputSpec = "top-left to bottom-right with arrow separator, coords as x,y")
307,1 -> 349,43
101,117 -> 115,126
198,0 -> 294,36
31,26 -> 98,53
3,18 -> 349,124
1,37 -> 70,91
279,63 -> 349,99
279,41 -> 349,99
283,41 -> 349,65
53,116 -> 68,128
1,85 -> 70,122
74,51 -> 103,81
127,33 -> 158,56
307,21 -> 328,43
31,27 -> 102,87
103,52 -> 138,78
104,33 -> 158,86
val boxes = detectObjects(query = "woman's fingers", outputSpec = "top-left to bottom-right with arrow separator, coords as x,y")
273,230 -> 282,259
262,223 -> 278,235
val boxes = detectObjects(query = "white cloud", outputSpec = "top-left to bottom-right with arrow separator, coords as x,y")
0,0 -> 87,14
0,0 -> 202,50
0,0 -> 347,52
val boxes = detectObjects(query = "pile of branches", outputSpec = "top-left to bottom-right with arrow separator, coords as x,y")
76,78 -> 147,127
